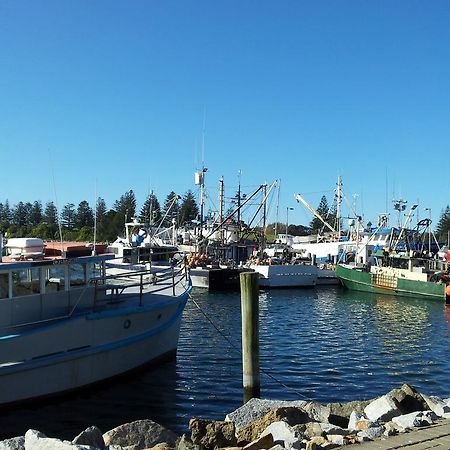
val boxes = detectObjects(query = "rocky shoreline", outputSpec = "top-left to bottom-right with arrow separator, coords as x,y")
1,384 -> 450,450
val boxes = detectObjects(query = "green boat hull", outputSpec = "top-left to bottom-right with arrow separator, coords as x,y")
335,264 -> 446,300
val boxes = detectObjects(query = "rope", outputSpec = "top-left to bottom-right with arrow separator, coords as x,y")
188,293 -> 313,402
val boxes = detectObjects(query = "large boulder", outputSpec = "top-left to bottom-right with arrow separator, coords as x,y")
303,402 -> 330,424
72,426 -> 105,449
189,418 -> 237,449
260,422 -> 300,449
103,419 -> 178,450
392,411 -> 437,429
387,384 -> 428,414
24,429 -> 97,450
327,400 -> 370,428
225,399 -> 308,430
0,436 -> 25,450
364,395 -> 402,422
236,407 -> 309,444
422,394 -> 450,417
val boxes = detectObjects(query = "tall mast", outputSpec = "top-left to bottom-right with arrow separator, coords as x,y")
336,176 -> 342,237
219,177 -> 224,247
260,183 -> 267,257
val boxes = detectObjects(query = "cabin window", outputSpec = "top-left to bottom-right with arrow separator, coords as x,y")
86,262 -> 104,285
0,273 -> 8,299
70,263 -> 86,288
12,268 -> 40,297
44,266 -> 66,292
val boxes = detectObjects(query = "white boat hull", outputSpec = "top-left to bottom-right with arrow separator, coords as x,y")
0,296 -> 187,405
250,264 -> 317,288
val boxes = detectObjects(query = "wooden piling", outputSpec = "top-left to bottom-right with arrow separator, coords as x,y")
240,271 -> 260,403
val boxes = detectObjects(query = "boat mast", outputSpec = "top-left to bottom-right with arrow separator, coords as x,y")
336,176 -> 342,237
260,183 -> 267,257
219,176 -> 224,254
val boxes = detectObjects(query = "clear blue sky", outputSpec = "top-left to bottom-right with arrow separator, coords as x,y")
1,0 -> 449,228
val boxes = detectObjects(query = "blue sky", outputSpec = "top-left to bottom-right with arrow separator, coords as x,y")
1,1 -> 449,228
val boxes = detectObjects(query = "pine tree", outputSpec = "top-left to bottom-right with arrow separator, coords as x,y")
310,195 -> 329,233
179,190 -> 199,226
140,192 -> 162,224
44,201 -> 59,239
436,205 -> 450,242
61,203 -> 76,230
76,200 -> 94,229
30,201 -> 43,226
162,192 -> 180,226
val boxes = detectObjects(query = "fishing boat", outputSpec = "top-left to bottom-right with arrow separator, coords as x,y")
0,235 -> 191,406
336,204 -> 450,302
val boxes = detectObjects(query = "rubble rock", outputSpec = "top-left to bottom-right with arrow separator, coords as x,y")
422,394 -> 450,417
348,411 -> 376,431
327,400 -> 370,428
364,394 -> 402,422
357,426 -> 384,442
237,407 -> 309,444
387,384 -> 428,414
303,402 -> 330,424
225,399 -> 308,430
242,433 -> 274,450
392,411 -> 437,429
72,426 -> 105,449
24,429 -> 97,449
260,422 -> 299,449
0,436 -> 25,450
103,419 -> 178,450
189,418 -> 237,449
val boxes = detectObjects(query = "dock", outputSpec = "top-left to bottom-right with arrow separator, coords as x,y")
341,420 -> 450,449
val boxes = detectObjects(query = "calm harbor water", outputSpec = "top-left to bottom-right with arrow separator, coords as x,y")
1,285 -> 449,440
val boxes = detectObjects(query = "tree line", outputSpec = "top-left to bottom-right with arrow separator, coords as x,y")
0,191 -> 449,244
0,190 -> 199,243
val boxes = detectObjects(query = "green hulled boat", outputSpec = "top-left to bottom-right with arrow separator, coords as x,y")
336,252 -> 449,301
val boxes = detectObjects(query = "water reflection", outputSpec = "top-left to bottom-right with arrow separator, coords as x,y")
1,286 -> 450,441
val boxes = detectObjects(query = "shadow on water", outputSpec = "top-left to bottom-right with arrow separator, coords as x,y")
1,285 -> 450,440
0,358 -> 180,440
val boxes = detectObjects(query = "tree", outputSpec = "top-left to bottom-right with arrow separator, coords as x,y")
61,203 -> 76,230
13,202 -> 29,227
436,205 -> 450,242
30,201 -> 43,226
95,197 -> 108,241
310,195 -> 329,233
0,200 -> 12,231
140,192 -> 162,224
179,190 -> 199,226
76,201 -> 94,229
44,201 -> 59,239
162,192 -> 180,226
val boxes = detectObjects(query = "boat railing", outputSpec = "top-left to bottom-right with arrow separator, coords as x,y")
94,264 -> 190,307
1,264 -> 190,332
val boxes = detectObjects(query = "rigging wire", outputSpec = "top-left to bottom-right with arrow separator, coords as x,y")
188,293 -> 313,402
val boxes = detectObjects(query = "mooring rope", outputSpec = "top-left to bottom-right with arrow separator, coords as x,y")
188,293 -> 313,401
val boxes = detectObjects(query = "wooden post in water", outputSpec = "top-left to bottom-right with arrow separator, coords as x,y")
240,271 -> 260,403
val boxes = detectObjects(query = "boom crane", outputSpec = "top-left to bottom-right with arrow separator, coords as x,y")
294,193 -> 338,234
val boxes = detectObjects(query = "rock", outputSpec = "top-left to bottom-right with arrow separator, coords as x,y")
24,429 -> 97,449
320,424 -> 348,437
261,422 -> 299,449
225,399 -> 308,430
243,433 -> 274,450
189,418 -> 237,449
357,426 -> 384,442
364,394 -> 402,422
176,434 -> 200,450
325,435 -> 344,446
302,402 -> 330,424
267,445 -> 285,450
422,394 -> 450,417
237,407 -> 309,444
327,400 -> 370,428
348,411 -> 376,431
302,422 -> 324,440
145,443 -> 174,450
73,426 -> 105,449
0,436 -> 25,450
305,437 -> 335,449
103,420 -> 178,450
387,384 -> 428,414
392,411 -> 437,429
